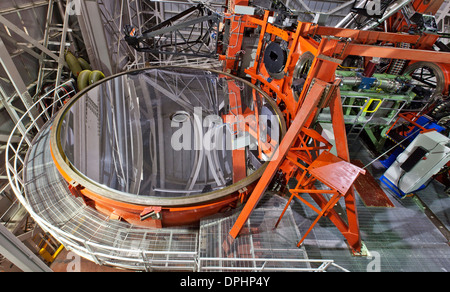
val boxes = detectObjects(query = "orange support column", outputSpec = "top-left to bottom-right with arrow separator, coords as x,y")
329,89 -> 362,253
228,79 -> 329,239
227,79 -> 247,183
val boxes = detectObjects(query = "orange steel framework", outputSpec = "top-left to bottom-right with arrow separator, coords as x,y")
227,78 -> 247,183
222,0 -> 450,254
49,0 -> 450,255
385,0 -> 446,33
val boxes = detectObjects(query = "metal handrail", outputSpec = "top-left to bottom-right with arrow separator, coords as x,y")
4,81 -> 201,271
5,80 -> 349,272
198,257 -> 340,272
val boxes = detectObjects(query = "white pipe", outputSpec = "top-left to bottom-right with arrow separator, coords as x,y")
361,0 -> 414,30
335,0 -> 367,28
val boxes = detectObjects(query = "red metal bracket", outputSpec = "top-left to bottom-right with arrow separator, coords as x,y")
68,180 -> 95,208
275,151 -> 365,248
140,206 -> 162,221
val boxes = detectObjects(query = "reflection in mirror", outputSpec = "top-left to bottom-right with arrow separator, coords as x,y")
59,68 -> 281,198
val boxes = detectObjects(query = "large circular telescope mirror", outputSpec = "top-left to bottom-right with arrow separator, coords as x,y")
50,67 -> 285,227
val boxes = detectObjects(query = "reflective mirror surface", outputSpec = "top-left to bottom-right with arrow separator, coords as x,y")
58,67 -> 282,199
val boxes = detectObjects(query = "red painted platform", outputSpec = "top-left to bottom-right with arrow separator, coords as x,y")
351,160 -> 395,208
309,152 -> 365,195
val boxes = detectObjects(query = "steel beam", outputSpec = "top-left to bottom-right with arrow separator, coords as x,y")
0,37 -> 43,129
335,0 -> 367,28
0,223 -> 53,272
53,0 -> 71,114
0,14 -> 61,63
345,43 -> 450,63
0,1 -> 48,16
327,1 -> 357,15
77,0 -> 114,75
436,1 -> 450,32
228,79 -> 328,239
0,85 -> 28,138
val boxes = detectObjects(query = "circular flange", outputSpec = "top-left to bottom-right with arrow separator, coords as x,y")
292,51 -> 315,101
263,42 -> 288,79
49,66 -> 286,226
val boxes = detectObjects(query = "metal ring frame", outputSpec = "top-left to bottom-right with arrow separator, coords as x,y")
49,66 -> 287,208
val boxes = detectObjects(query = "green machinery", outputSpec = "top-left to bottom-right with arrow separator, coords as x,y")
318,69 -> 427,152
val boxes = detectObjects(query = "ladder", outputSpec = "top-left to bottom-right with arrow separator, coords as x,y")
35,0 -> 71,97
347,123 -> 367,144
345,96 -> 380,144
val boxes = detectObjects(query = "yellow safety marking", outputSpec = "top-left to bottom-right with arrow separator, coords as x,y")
363,98 -> 382,113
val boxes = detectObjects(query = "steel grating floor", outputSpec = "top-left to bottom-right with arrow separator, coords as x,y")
22,120 -> 450,272
22,121 -> 342,271
24,123 -> 200,271
198,196 -> 326,272
289,141 -> 450,272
